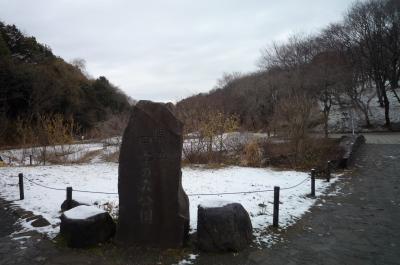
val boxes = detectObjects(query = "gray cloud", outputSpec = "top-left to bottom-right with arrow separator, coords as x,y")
0,0 -> 356,102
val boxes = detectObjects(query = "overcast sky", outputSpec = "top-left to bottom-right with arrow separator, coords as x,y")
0,0 -> 357,102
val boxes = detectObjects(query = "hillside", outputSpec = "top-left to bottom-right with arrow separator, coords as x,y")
176,71 -> 400,134
177,0 -> 400,134
0,22 -> 131,145
176,71 -> 276,131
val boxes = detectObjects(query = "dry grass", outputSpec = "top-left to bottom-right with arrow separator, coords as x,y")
102,150 -> 120,163
240,140 -> 263,167
37,148 -> 103,165
262,137 -> 343,170
182,149 -> 241,167
74,149 -> 103,164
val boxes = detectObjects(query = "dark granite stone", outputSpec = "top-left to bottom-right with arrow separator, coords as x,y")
60,209 -> 116,248
338,135 -> 366,168
116,100 -> 190,248
61,199 -> 88,212
197,203 -> 253,252
30,216 -> 51,227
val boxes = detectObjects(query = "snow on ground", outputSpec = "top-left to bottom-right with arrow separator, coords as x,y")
175,254 -> 199,265
328,89 -> 400,132
0,163 -> 336,246
0,140 -> 119,166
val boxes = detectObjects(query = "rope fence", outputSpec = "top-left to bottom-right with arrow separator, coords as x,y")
13,161 -> 332,228
20,174 -> 311,196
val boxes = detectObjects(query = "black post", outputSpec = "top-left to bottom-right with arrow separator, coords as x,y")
29,155 -> 32,166
273,186 -> 280,228
66,187 -> 73,202
326,161 -> 331,182
18,173 -> 24,200
311,169 -> 316,197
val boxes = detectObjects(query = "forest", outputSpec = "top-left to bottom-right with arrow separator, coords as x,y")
0,22 -> 131,146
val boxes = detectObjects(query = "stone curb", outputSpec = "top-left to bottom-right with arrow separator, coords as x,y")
336,135 -> 366,168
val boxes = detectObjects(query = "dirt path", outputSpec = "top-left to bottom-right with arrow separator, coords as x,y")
1,143 -> 399,265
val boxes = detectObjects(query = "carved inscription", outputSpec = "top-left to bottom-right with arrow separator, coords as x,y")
136,129 -> 167,224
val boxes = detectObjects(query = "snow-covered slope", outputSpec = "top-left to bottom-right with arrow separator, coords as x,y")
328,89 -> 400,132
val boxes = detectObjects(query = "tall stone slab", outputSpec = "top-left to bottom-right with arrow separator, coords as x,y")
116,100 -> 189,248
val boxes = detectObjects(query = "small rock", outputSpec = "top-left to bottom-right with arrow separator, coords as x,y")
31,216 -> 50,227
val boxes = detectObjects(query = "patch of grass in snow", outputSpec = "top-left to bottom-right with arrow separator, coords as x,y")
102,150 -> 119,163
52,233 -> 68,248
257,202 -> 269,216
99,201 -> 119,220
73,149 -> 103,164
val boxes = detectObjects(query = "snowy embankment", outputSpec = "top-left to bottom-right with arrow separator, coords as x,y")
0,163 -> 336,246
328,88 -> 400,132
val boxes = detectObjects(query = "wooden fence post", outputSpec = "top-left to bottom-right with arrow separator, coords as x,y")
311,169 -> 316,197
29,155 -> 32,166
273,186 -> 280,228
327,161 -> 331,182
18,173 -> 24,200
66,187 -> 72,202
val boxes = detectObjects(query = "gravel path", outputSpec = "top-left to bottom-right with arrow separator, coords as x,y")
247,144 -> 400,265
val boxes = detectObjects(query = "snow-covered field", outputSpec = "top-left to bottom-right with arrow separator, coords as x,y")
0,139 -> 120,166
0,163 -> 336,246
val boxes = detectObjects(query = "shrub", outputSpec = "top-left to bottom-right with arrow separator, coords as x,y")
262,137 -> 342,170
241,140 -> 263,167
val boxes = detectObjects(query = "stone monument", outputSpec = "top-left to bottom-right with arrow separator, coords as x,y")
116,100 -> 189,248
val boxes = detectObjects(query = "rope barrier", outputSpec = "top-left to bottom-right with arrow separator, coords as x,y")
187,189 -> 274,196
22,175 -> 118,194
20,174 -> 311,197
22,175 -> 65,191
73,188 -> 118,195
280,177 -> 310,190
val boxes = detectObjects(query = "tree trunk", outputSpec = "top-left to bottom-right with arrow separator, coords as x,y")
381,88 -> 391,129
391,88 -> 400,104
363,111 -> 371,127
354,100 -> 371,128
323,114 -> 329,138
376,86 -> 384,107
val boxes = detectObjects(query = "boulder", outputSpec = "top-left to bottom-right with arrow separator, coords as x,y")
60,205 -> 116,248
117,100 -> 189,248
60,199 -> 88,212
197,201 -> 253,252
338,135 -> 366,168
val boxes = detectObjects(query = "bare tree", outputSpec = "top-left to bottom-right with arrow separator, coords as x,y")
71,58 -> 90,78
273,92 -> 316,164
259,34 -> 318,71
344,0 -> 396,128
383,0 -> 400,103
